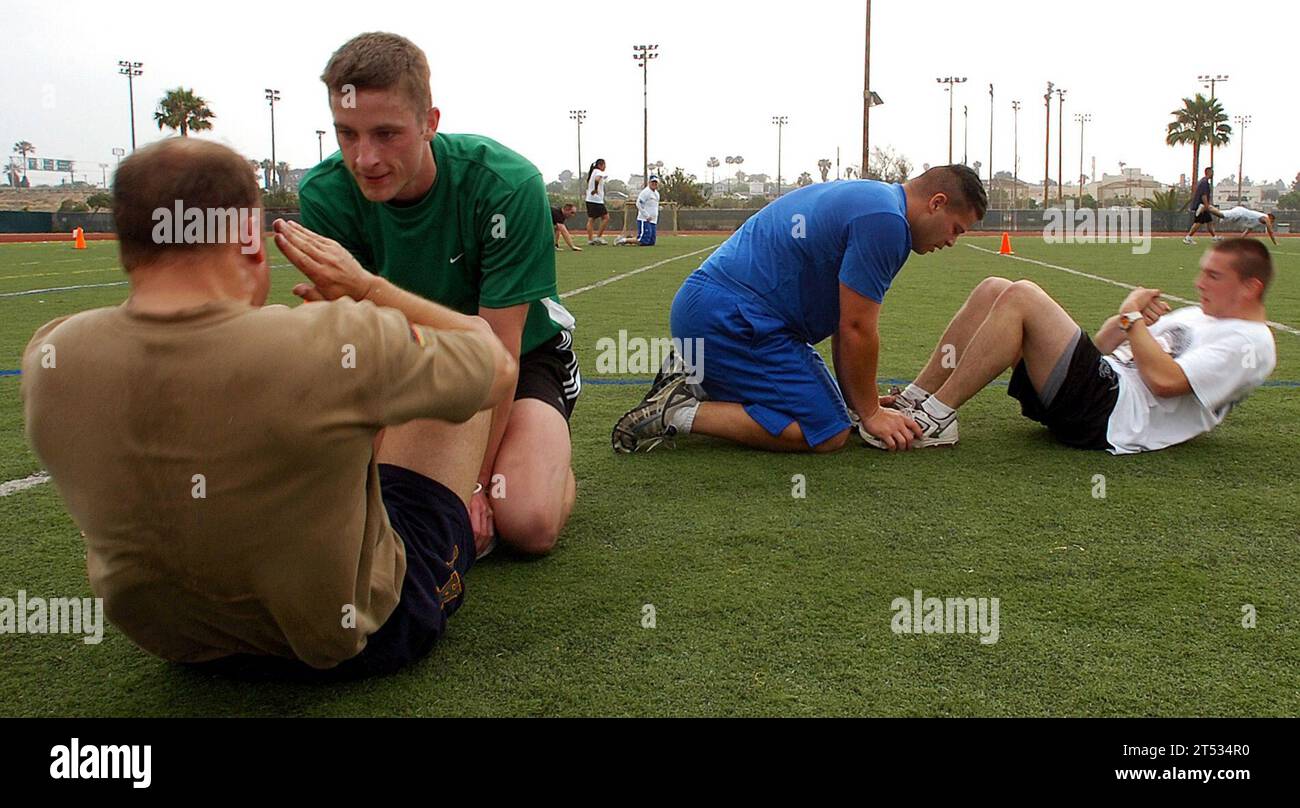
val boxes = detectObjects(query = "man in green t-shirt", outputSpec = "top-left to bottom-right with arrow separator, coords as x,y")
291,32 -> 578,557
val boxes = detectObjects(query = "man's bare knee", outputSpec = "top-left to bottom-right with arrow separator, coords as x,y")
496,503 -> 561,556
996,279 -> 1046,308
812,428 -> 850,454
974,276 -> 1013,302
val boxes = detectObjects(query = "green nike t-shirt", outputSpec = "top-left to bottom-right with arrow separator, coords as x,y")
298,132 -> 572,355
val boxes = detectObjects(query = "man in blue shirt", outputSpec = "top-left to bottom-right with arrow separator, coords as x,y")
612,164 -> 987,454
1184,166 -> 1218,244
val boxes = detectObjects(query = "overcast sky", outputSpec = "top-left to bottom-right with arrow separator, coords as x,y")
4,0 -> 1297,190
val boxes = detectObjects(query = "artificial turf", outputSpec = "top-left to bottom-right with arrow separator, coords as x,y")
0,233 -> 1296,716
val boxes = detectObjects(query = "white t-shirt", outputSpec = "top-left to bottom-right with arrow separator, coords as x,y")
1220,206 -> 1268,230
585,169 -> 607,204
636,186 -> 660,223
1102,306 -> 1275,454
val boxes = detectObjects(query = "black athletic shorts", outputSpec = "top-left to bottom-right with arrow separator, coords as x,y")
586,201 -> 608,219
1193,209 -> 1214,224
184,464 -> 474,681
1007,330 -> 1119,451
515,329 -> 580,420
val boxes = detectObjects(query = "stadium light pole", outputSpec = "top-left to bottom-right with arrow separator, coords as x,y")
1198,74 -> 1228,174
1042,81 -> 1053,208
117,60 -> 143,151
1074,113 -> 1091,206
99,163 -> 108,188
772,116 -> 788,197
315,129 -> 326,163
936,76 -> 966,164
1011,100 -> 1021,213
265,89 -> 281,190
633,44 -> 658,188
962,105 -> 968,165
988,83 -> 993,209
862,0 -> 872,176
1234,114 -> 1250,202
1055,88 -> 1067,203
569,109 -> 586,198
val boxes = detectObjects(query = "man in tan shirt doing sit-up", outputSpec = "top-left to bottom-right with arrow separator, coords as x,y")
20,137 -> 517,679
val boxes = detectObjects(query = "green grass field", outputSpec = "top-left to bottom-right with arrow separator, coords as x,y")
1,233 -> 1297,716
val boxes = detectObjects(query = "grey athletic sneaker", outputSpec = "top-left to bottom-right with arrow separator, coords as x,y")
612,376 -> 697,453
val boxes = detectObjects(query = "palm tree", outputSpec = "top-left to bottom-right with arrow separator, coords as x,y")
817,158 -> 832,182
1138,188 -> 1187,212
259,159 -> 273,190
154,88 -> 216,136
797,171 -> 813,188
276,161 -> 290,190
844,166 -> 857,179
12,141 -> 34,185
1166,93 -> 1231,192
706,156 -> 720,186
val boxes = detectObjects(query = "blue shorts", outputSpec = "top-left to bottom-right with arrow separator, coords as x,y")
670,270 -> 851,447
638,219 -> 657,245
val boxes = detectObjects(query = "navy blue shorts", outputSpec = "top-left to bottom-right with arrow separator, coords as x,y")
670,270 -> 851,448
186,464 -> 474,681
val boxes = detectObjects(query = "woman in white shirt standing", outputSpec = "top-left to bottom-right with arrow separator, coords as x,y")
585,159 -> 610,245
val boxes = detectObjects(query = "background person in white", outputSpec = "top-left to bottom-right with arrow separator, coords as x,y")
886,239 -> 1276,453
619,175 -> 659,246
584,158 -> 610,245
1217,206 -> 1278,245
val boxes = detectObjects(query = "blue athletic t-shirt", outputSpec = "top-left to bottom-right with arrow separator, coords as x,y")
698,180 -> 911,344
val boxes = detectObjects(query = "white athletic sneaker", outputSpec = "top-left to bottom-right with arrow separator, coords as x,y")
596,237 -> 609,245
908,407 -> 959,448
1183,236 -> 1195,245
1212,235 -> 1223,242
850,411 -> 889,450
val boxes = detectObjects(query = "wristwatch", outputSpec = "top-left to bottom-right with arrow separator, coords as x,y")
1118,311 -> 1143,331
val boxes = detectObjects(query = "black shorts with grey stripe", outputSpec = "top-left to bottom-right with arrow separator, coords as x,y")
515,329 -> 581,420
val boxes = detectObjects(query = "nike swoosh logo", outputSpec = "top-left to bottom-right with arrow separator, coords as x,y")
450,253 -> 464,264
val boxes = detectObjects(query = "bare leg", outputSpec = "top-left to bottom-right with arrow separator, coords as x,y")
597,215 -> 609,239
586,214 -> 594,242
691,401 -> 849,453
489,399 -> 575,556
913,277 -> 1013,392
376,411 -> 492,507
931,280 -> 1081,410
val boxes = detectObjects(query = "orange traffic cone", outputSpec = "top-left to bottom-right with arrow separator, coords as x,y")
998,231 -> 1014,255
73,227 -> 87,250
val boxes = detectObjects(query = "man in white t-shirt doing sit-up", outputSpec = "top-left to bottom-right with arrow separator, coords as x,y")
878,238 -> 1277,454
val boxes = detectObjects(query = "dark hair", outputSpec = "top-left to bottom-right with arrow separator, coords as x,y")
586,159 -> 605,184
562,202 -> 576,211
912,164 -> 988,219
321,32 -> 432,114
1211,238 -> 1273,296
112,138 -> 261,271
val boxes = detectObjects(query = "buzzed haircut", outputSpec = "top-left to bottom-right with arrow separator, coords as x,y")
112,138 -> 261,271
1211,238 -> 1273,296
321,32 -> 432,115
912,164 -> 988,219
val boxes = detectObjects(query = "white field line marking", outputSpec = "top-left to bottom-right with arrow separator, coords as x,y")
967,244 -> 1300,337
559,245 -> 717,299
0,471 -> 50,497
0,281 -> 128,298
0,264 -> 297,297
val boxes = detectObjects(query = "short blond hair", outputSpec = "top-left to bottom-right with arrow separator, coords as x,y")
321,32 -> 432,114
